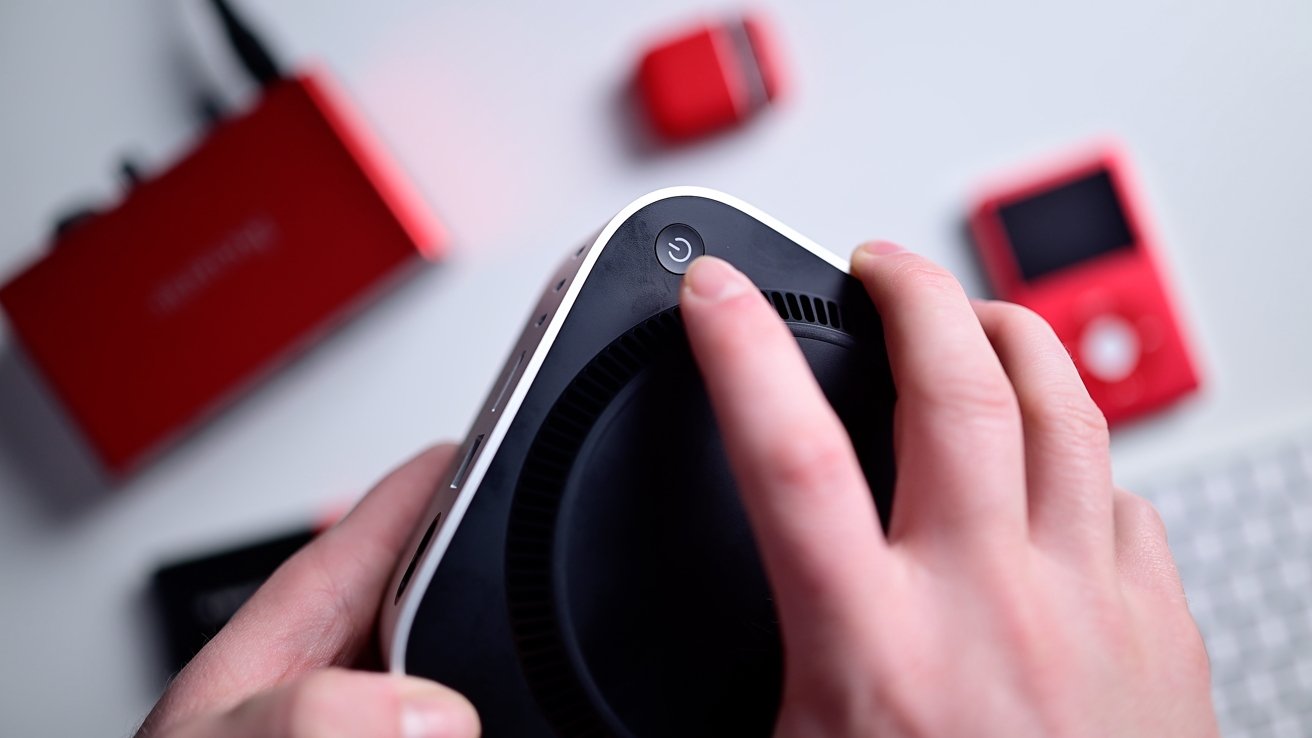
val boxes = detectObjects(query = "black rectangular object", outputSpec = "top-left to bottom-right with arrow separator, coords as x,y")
153,528 -> 316,672
998,170 -> 1135,282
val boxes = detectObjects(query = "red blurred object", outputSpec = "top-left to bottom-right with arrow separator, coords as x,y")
969,143 -> 1200,426
637,14 -> 785,142
0,69 -> 445,475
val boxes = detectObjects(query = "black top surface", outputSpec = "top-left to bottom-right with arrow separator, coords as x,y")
553,321 -> 891,736
405,194 -> 896,737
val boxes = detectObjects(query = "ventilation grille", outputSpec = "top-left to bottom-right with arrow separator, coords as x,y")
763,290 -> 844,329
506,309 -> 683,737
505,293 -> 857,736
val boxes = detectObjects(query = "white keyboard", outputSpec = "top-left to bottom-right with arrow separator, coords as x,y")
1140,430 -> 1312,737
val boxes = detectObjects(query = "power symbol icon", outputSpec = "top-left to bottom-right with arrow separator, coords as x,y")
654,224 -> 705,274
668,237 -> 693,263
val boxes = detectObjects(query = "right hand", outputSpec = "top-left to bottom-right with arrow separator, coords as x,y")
678,243 -> 1217,737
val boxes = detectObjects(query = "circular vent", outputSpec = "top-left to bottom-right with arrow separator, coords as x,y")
505,293 -> 894,738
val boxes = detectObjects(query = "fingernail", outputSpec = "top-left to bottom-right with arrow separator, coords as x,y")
401,695 -> 475,738
857,240 -> 903,257
684,256 -> 751,302
851,241 -> 904,276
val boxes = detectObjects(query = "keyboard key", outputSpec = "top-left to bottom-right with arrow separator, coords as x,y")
1138,424 -> 1312,734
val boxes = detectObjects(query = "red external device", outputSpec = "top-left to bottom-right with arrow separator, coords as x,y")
968,143 -> 1199,426
0,69 -> 445,475
637,14 -> 785,142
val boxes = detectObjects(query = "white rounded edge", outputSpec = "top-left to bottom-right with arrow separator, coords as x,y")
384,185 -> 847,671
683,186 -> 851,273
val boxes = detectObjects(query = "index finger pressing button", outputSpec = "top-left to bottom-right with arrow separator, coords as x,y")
656,223 -> 705,274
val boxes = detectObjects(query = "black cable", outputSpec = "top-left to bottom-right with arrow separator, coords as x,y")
48,0 -> 285,243
193,89 -> 227,127
210,0 -> 283,87
53,207 -> 100,240
120,158 -> 144,187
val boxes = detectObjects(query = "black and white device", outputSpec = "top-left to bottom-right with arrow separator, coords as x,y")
381,188 -> 898,737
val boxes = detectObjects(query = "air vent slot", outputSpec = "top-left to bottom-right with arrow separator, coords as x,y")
763,290 -> 845,330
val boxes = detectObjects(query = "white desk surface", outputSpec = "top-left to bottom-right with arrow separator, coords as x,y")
2,1 -> 1310,734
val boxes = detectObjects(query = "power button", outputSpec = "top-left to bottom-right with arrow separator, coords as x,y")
655,223 -> 705,275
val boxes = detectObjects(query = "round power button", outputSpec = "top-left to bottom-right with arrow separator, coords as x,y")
655,223 -> 705,275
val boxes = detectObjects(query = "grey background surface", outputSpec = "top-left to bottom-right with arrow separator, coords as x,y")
1,1 -> 1309,735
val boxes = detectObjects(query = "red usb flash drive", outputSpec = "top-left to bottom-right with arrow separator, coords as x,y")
637,14 -> 786,142
0,69 -> 445,475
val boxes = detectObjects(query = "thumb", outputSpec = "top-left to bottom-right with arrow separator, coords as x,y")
167,668 -> 480,738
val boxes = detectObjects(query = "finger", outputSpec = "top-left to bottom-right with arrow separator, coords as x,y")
679,256 -> 889,640
142,444 -> 458,734
849,242 -> 1026,547
973,300 -> 1115,565
164,668 -> 479,738
1113,488 -> 1185,599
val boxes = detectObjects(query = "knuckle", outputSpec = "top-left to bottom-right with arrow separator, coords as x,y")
767,433 -> 855,496
888,258 -> 965,300
978,297 -> 1027,320
998,605 -> 1047,653
920,371 -> 1021,431
1033,391 -> 1110,454
1117,490 -> 1168,540
986,301 -> 1110,452
1120,490 -> 1165,528
1188,625 -> 1214,686
993,300 -> 1050,332
990,302 -> 1064,352
986,582 -> 1073,682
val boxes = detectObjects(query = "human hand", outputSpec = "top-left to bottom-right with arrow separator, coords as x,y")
678,243 -> 1217,737
136,445 -> 480,738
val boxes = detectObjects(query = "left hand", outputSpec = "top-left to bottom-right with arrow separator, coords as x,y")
135,444 -> 480,738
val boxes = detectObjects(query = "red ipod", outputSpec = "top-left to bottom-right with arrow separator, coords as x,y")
968,143 -> 1200,426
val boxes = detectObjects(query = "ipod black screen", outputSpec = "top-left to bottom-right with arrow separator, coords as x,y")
998,169 -> 1135,282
